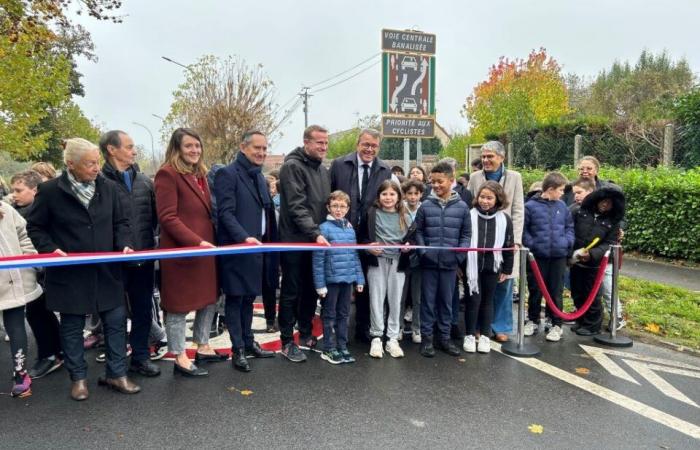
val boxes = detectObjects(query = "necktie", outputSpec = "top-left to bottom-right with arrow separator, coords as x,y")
361,164 -> 369,201
123,170 -> 132,192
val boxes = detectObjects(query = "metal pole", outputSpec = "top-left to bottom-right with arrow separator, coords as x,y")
574,134 -> 582,165
507,142 -> 513,168
416,138 -> 423,167
502,248 -> 540,357
662,124 -> 674,167
302,88 -> 310,128
132,121 -> 155,170
403,138 -> 410,175
595,245 -> 633,347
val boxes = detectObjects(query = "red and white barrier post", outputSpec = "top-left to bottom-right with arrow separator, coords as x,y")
502,247 -> 541,357
595,245 -> 633,347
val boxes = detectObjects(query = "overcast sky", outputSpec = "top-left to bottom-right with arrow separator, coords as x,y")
71,0 -> 699,157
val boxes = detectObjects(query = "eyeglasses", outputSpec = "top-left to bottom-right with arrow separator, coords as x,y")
328,204 -> 349,210
359,142 -> 379,150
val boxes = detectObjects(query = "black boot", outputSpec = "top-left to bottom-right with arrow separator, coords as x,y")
420,337 -> 435,358
232,349 -> 251,372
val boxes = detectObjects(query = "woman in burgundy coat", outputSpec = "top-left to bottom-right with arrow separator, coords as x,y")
155,128 -> 224,377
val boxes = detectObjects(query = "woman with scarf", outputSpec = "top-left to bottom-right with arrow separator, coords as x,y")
214,130 -> 277,373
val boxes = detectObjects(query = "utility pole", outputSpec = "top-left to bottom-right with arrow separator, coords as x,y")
132,121 -> 156,172
301,87 -> 312,128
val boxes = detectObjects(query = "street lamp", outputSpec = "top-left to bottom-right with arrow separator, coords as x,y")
161,56 -> 191,70
132,121 -> 156,171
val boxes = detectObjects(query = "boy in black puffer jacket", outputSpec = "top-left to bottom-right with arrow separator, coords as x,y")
414,162 -> 471,358
570,184 -> 625,336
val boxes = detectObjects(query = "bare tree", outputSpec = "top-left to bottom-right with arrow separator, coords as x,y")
162,55 -> 280,165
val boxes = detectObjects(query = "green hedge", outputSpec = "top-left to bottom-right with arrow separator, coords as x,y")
518,166 -> 700,261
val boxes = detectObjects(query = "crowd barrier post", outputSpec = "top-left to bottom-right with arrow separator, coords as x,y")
595,245 -> 633,348
502,247 -> 541,357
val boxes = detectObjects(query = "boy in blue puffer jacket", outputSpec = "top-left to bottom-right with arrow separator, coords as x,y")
415,162 -> 471,358
312,191 -> 365,365
523,172 -> 574,342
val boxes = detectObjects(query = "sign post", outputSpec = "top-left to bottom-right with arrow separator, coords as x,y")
381,28 -> 436,146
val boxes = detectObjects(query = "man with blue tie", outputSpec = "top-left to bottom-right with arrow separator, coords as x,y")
100,130 -> 161,378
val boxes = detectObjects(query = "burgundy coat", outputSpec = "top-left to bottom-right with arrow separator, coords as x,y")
154,164 -> 217,314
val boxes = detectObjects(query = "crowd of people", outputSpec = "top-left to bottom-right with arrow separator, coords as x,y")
0,125 -> 625,401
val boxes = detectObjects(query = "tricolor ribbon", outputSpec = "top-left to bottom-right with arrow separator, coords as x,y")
0,243 -> 516,270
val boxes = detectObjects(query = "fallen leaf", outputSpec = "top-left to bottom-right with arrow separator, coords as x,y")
575,367 -> 590,375
528,424 -> 544,434
240,389 -> 254,396
644,323 -> 661,334
226,386 -> 237,392
458,358 -> 466,363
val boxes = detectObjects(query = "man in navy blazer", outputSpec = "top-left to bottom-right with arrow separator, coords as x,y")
215,130 -> 276,372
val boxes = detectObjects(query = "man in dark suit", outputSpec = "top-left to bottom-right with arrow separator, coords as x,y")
329,128 -> 392,342
214,130 -> 276,372
27,138 -> 139,401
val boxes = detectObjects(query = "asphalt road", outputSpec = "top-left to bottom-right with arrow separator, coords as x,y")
1,323 -> 698,450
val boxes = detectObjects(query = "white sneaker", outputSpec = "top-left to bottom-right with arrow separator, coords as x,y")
404,308 -> 413,322
546,325 -> 562,342
523,320 -> 537,336
477,335 -> 491,353
385,339 -> 404,358
463,335 -> 476,353
369,337 -> 384,358
412,331 -> 422,344
397,329 -> 403,341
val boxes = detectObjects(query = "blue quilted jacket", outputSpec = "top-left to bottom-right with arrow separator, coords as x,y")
523,194 -> 574,259
312,216 -> 365,289
415,191 -> 471,270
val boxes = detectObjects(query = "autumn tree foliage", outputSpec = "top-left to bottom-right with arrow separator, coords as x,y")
462,48 -> 569,140
162,55 -> 279,165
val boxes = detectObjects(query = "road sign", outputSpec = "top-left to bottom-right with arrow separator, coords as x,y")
381,116 -> 435,138
382,52 -> 435,116
382,29 -> 436,55
381,29 -> 436,139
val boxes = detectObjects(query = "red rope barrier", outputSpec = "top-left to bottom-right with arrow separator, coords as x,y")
528,253 -> 609,321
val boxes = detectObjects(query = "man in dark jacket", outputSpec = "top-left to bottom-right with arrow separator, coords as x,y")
215,130 -> 276,372
27,137 -> 139,401
329,128 -> 392,343
278,125 -> 331,362
99,130 -> 161,377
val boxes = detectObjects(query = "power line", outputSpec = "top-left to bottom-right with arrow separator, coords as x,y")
311,59 -> 381,94
306,52 -> 381,89
274,97 -> 303,131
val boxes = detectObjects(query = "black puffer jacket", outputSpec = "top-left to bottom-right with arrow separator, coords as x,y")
572,184 -> 625,268
472,208 -> 515,275
278,147 -> 331,242
101,161 -> 157,251
415,192 -> 471,270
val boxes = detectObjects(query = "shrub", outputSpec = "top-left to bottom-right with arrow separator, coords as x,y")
518,166 -> 700,261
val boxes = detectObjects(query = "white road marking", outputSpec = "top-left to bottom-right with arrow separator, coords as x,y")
493,343 -> 700,440
582,345 -> 640,384
580,345 -> 700,371
623,359 -> 699,408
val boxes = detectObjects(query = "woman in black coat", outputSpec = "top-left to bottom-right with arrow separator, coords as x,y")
26,138 -> 138,401
214,131 -> 276,372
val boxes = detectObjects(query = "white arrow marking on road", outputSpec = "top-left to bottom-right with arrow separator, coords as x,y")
391,74 -> 408,113
580,344 -> 700,408
411,58 -> 429,96
623,359 -> 699,408
582,345 -> 640,384
493,343 -> 700,440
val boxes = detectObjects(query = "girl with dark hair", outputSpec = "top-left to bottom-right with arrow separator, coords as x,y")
463,181 -> 514,354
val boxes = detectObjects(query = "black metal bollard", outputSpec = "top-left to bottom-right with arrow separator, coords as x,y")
595,245 -> 633,347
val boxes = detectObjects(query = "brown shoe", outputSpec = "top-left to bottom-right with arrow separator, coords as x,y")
71,379 -> 89,401
494,333 -> 509,343
98,376 -> 141,394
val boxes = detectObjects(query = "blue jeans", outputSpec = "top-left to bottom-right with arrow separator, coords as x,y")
491,278 -> 514,334
125,262 -> 155,362
321,283 -> 352,351
225,295 -> 255,350
60,306 -> 127,381
420,269 -> 457,342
